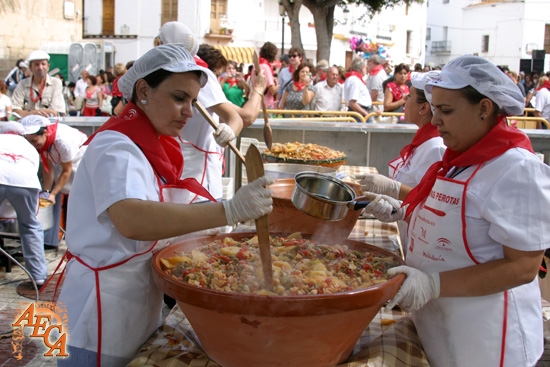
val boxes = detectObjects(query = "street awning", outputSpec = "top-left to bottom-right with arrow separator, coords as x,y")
214,46 -> 255,64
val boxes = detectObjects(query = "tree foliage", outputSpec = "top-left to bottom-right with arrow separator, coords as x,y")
279,0 -> 422,62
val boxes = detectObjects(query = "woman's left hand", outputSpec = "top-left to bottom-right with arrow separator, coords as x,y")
386,266 -> 440,312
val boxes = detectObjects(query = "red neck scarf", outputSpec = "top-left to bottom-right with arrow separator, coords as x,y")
369,64 -> 384,76
402,115 -> 534,218
226,78 -> 238,88
193,56 -> 209,69
319,74 -> 326,82
30,76 -> 47,103
289,65 -> 295,73
344,71 -> 366,85
85,102 -> 215,201
259,57 -> 275,76
399,123 -> 440,163
293,81 -> 306,91
537,80 -> 550,91
38,122 -> 58,173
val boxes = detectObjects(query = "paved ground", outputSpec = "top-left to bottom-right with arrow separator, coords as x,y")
1,238 -> 550,366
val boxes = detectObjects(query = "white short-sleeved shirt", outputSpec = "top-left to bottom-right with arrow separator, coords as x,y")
448,148 -> 550,261
313,81 -> 343,111
344,76 -> 372,108
0,94 -> 11,119
46,123 -> 88,193
534,87 -> 550,121
392,137 -> 446,188
179,68 -> 228,200
367,69 -> 388,104
0,134 -> 41,189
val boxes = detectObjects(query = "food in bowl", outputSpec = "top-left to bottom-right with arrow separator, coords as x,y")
263,163 -> 337,179
265,142 -> 346,161
159,233 -> 398,296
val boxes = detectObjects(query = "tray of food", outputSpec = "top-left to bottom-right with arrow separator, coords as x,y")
261,142 -> 348,168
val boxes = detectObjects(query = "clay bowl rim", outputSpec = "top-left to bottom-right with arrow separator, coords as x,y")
152,232 -> 405,317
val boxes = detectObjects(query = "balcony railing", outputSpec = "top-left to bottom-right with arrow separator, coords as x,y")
431,40 -> 452,54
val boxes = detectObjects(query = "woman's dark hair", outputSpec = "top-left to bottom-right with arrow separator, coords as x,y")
86,75 -> 98,85
36,126 -> 47,135
197,44 -> 227,72
129,68 -> 202,104
394,63 -> 410,74
414,87 -> 428,105
260,42 -> 278,63
460,86 -> 500,117
292,63 -> 310,82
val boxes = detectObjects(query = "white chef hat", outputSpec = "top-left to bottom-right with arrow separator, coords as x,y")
425,55 -> 524,116
20,115 -> 51,135
118,44 -> 208,100
0,121 -> 25,135
411,70 -> 441,104
158,21 -> 200,56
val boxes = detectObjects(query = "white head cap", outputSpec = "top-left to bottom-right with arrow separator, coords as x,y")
0,121 -> 25,135
18,61 -> 28,69
158,21 -> 200,56
20,115 -> 51,135
411,70 -> 441,105
27,50 -> 50,63
118,44 -> 208,100
425,55 -> 524,116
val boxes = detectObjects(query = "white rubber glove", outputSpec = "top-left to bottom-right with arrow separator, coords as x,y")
223,175 -> 274,226
213,123 -> 236,147
354,174 -> 401,199
386,266 -> 440,312
362,192 -> 406,222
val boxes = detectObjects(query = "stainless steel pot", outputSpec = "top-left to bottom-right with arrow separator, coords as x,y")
291,172 -> 373,221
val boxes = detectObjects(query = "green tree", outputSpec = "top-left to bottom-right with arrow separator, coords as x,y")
279,0 -> 422,62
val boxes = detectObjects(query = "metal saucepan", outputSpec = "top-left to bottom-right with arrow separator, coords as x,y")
291,172 -> 376,221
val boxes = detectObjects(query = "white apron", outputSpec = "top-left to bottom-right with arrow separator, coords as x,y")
179,140 -> 224,203
407,165 -> 520,367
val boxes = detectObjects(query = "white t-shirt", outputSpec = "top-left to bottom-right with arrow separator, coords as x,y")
179,68 -> 228,200
367,69 -> 388,106
0,94 -> 11,119
313,81 -> 343,111
46,123 -> 88,193
0,134 -> 41,189
344,76 -> 372,109
534,87 -> 550,121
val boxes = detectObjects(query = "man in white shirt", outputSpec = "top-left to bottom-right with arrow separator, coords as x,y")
73,69 -> 89,111
313,66 -> 343,112
366,55 -> 388,114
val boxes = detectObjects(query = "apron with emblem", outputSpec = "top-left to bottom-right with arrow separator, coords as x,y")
407,165 -> 511,367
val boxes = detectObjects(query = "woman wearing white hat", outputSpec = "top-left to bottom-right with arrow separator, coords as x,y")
11,50 -> 66,117
362,55 -> 550,366
355,70 -> 446,253
56,44 -> 273,367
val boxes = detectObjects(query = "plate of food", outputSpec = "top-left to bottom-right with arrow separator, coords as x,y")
261,142 -> 348,168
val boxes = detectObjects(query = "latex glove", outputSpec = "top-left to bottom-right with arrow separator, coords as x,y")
213,123 -> 236,147
354,174 -> 401,199
40,191 -> 56,205
386,266 -> 440,312
223,175 -> 274,226
362,192 -> 406,222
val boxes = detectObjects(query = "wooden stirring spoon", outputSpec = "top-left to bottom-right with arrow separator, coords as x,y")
253,51 -> 273,150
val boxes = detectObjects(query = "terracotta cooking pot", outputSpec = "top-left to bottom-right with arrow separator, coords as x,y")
152,232 -> 405,367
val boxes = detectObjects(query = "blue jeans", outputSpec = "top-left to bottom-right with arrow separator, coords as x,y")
0,184 -> 47,282
44,191 -> 62,247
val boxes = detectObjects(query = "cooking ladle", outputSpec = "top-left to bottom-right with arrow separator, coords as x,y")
253,52 -> 273,150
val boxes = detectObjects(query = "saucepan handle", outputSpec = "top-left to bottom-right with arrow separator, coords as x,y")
352,197 -> 397,214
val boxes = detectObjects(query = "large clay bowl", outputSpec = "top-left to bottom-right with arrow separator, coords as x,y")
152,232 -> 405,367
268,178 -> 362,241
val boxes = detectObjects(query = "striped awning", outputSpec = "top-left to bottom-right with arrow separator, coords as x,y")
214,46 -> 255,64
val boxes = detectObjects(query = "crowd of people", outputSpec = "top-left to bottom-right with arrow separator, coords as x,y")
2,21 -> 550,367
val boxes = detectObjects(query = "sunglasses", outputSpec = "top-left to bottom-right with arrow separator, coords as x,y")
289,54 -> 300,58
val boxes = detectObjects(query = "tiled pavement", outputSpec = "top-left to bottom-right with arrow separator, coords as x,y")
1,238 -> 550,367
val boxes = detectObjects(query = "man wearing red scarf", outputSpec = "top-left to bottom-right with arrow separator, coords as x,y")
534,78 -> 550,129
361,55 -> 550,367
277,46 -> 303,101
366,55 -> 388,114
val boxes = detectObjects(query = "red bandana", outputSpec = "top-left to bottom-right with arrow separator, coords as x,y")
402,116 -> 534,218
319,75 -> 327,82
369,64 -> 384,76
537,80 -> 550,91
193,56 -> 209,69
226,78 -> 238,88
344,71 -> 366,85
398,123 -> 440,163
85,102 -> 216,201
259,57 -> 275,76
38,122 -> 58,173
289,65 -> 295,73
293,81 -> 306,91
30,76 -> 46,103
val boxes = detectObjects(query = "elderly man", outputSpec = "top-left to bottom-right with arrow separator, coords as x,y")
313,66 -> 343,112
73,69 -> 89,112
11,50 -> 66,117
0,121 -> 47,286
344,57 -> 372,122
366,54 -> 388,114
314,60 -> 329,85
278,46 -> 304,102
